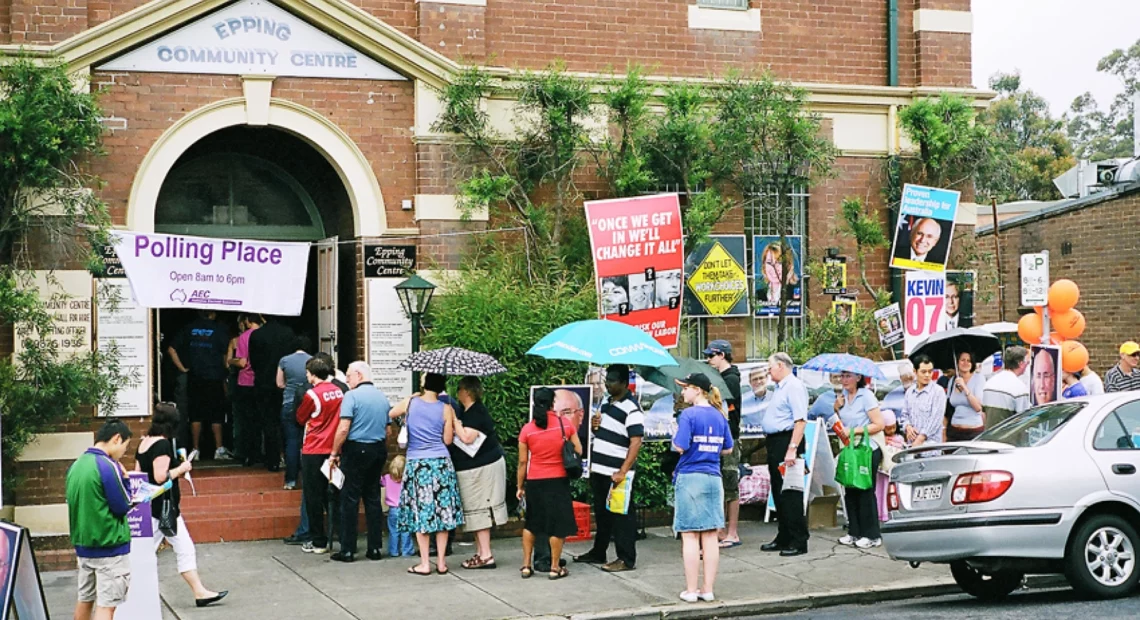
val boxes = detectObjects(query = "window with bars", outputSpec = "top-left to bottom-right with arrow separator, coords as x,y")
745,187 -> 809,360
697,0 -> 750,9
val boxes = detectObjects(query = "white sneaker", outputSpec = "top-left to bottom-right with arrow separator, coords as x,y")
698,591 -> 715,602
302,542 -> 328,554
855,537 -> 882,549
838,535 -> 857,546
283,482 -> 296,491
214,447 -> 233,460
679,591 -> 699,603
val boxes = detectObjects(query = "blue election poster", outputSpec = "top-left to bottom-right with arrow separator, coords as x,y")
889,184 -> 960,273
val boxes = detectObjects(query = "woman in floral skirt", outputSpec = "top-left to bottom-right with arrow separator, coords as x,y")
389,373 -> 464,575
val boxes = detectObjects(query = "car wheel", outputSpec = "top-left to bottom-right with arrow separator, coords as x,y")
949,560 -> 1024,601
1065,513 -> 1140,599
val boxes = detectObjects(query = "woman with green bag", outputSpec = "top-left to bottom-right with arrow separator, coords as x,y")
832,371 -> 885,549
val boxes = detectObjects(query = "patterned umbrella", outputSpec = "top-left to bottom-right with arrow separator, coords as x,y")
801,353 -> 888,381
397,347 -> 507,376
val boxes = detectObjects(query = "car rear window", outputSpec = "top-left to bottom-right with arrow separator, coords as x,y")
977,402 -> 1086,448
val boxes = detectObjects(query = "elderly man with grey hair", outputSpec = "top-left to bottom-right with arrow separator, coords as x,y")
759,352 -> 810,556
329,361 -> 391,562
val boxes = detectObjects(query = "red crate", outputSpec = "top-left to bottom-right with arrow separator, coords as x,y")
566,501 -> 592,542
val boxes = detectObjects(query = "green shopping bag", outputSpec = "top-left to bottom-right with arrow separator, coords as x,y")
835,427 -> 875,490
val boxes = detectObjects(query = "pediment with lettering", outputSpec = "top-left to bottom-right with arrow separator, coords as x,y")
99,0 -> 406,80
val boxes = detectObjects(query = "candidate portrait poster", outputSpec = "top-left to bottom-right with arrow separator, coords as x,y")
822,256 -> 847,296
903,271 -> 947,355
874,304 -> 905,348
585,194 -> 684,348
1030,344 -> 1061,407
889,184 -> 960,273
754,235 -> 803,318
683,235 -> 749,318
942,270 -> 975,331
529,385 -> 594,474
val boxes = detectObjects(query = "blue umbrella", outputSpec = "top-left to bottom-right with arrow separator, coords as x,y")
527,320 -> 679,368
801,353 -> 887,381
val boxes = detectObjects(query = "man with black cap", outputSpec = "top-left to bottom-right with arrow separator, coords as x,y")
573,365 -> 643,572
704,339 -> 742,548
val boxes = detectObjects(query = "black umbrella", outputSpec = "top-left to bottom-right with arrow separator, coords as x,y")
908,327 -> 1002,370
397,347 -> 507,376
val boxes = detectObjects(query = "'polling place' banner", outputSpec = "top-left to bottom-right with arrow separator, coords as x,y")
584,193 -> 684,348
110,231 -> 310,315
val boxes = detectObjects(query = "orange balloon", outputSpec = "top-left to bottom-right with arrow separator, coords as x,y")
1034,305 -> 1045,317
1062,341 -> 1089,374
1052,308 -> 1086,340
1018,313 -> 1043,345
1049,332 -> 1065,346
1048,279 -> 1080,313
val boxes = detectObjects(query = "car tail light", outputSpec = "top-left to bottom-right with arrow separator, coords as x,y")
951,471 -> 1013,505
887,482 -> 899,511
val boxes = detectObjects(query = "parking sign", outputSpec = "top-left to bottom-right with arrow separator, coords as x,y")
1020,252 -> 1049,307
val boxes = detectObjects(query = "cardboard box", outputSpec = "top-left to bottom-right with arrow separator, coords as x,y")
807,489 -> 841,529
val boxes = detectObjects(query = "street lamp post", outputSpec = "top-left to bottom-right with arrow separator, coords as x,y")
394,274 -> 436,394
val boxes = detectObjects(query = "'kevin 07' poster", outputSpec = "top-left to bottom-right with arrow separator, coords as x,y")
584,194 -> 684,348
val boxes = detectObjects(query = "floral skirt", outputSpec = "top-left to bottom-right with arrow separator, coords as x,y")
397,457 -> 465,534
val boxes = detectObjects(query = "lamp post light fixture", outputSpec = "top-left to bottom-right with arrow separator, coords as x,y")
394,274 -> 436,392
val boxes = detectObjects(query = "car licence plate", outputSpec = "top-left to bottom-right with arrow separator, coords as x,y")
912,484 -> 943,502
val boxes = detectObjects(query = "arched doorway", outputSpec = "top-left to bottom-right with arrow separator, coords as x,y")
153,126 -> 359,456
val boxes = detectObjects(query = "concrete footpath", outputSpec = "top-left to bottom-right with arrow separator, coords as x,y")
43,521 -> 964,619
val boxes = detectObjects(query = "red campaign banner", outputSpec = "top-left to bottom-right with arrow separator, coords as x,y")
584,193 -> 684,348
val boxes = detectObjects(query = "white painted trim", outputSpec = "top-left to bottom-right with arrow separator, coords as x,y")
242,76 -> 274,126
414,194 -> 489,222
688,5 -> 761,33
913,9 -> 972,34
127,98 -> 387,236
415,0 -> 486,5
17,432 -> 92,462
14,503 -> 70,536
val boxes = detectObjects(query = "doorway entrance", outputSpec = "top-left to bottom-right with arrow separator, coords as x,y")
153,126 -> 357,459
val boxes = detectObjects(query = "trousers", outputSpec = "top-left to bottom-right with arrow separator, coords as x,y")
339,440 -> 387,554
766,430 -> 809,550
844,448 -> 883,540
588,472 -> 637,566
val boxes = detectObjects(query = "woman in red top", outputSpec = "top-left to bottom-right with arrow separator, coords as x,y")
516,387 -> 583,580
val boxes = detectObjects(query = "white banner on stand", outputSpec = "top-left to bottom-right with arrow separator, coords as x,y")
96,280 -> 152,417
367,279 -> 413,403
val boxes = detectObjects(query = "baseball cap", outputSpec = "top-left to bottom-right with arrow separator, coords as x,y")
675,372 -> 712,392
1121,342 -> 1140,356
703,339 -> 732,356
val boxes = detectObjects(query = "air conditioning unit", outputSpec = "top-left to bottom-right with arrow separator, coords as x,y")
1096,163 -> 1119,186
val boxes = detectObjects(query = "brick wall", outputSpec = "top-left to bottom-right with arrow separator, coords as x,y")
417,2 -> 485,62
8,0 -> 87,43
977,191 -> 1140,374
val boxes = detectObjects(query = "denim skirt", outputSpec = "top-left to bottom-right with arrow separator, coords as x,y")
672,472 -> 725,533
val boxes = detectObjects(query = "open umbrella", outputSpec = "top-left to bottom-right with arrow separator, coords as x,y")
907,327 -> 1001,371
801,353 -> 888,381
635,354 -> 730,396
527,320 -> 678,368
398,347 -> 507,376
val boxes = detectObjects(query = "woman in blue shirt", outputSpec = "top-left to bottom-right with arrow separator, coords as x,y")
671,373 -> 734,604
832,371 -> 885,549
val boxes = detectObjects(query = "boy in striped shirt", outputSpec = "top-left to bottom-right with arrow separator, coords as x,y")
574,365 -> 643,572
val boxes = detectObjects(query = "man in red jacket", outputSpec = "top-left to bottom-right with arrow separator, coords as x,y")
294,356 -> 344,554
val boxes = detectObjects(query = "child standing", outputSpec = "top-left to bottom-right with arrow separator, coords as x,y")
875,410 -> 905,522
382,456 -> 415,557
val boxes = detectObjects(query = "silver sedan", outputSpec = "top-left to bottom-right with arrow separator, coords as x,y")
883,393 -> 1140,600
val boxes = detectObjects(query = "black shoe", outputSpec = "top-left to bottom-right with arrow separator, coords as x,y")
330,551 -> 355,563
366,550 -> 382,561
573,552 -> 606,564
283,535 -> 310,546
195,591 -> 228,608
761,541 -> 785,552
780,548 -> 808,557
267,464 -> 281,473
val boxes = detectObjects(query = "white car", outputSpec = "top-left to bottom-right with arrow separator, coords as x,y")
883,393 -> 1140,600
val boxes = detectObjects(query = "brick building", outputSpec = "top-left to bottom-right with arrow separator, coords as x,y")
1,0 -> 985,541
976,181 -> 1140,374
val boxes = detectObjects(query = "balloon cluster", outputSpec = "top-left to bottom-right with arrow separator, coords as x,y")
1017,279 -> 1089,373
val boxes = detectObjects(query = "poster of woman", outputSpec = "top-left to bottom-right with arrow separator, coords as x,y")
753,235 -> 802,318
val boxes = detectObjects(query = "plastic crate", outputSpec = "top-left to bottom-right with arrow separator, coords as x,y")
566,501 -> 592,542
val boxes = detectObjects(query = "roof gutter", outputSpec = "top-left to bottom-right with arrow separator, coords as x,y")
888,0 -> 899,87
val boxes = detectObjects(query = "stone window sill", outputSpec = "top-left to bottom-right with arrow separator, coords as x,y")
688,4 -> 761,33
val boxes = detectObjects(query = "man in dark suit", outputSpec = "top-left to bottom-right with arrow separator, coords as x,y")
892,217 -> 947,266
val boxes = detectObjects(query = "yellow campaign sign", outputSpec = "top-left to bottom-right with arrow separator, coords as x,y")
686,242 -> 747,315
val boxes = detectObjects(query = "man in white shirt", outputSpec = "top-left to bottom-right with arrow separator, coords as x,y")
1079,365 -> 1105,396
983,346 -> 1031,428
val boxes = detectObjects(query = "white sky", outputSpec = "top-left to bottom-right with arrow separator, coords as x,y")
972,0 -> 1140,116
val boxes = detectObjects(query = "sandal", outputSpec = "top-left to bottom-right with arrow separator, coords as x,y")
407,565 -> 432,576
520,566 -> 533,579
436,566 -> 449,575
548,566 -> 569,580
463,555 -> 497,570
718,539 -> 742,549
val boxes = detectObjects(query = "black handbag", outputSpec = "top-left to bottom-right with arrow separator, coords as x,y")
158,496 -> 178,537
557,416 -> 583,479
